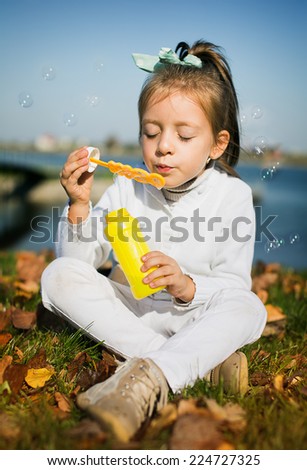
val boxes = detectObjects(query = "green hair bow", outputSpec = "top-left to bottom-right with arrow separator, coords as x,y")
132,47 -> 202,72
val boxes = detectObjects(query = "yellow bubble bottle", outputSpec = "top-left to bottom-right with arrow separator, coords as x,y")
104,208 -> 165,299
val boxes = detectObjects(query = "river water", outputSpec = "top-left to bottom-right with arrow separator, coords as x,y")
1,152 -> 306,271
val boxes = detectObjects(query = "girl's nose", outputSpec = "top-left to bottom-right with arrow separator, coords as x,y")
156,132 -> 174,156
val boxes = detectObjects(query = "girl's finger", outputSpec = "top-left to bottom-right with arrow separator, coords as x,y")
143,265 -> 172,284
141,254 -> 174,272
62,157 -> 89,179
68,147 -> 89,161
141,250 -> 163,261
68,162 -> 92,185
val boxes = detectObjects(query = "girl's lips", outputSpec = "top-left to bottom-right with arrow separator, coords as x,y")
156,165 -> 174,173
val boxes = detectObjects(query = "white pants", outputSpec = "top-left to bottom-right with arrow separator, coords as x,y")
41,257 -> 267,392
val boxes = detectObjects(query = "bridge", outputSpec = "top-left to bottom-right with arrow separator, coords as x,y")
0,150 -> 67,206
0,150 -> 66,178
0,151 -> 68,247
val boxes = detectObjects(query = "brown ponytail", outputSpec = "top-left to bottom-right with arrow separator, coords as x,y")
138,39 -> 241,178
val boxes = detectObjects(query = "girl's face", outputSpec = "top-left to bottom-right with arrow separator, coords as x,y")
140,92 -> 228,189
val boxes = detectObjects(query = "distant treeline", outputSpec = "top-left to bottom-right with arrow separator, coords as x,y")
0,139 -> 307,165
0,136 -> 142,157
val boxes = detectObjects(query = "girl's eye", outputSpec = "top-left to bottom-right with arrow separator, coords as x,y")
179,135 -> 193,142
144,133 -> 158,139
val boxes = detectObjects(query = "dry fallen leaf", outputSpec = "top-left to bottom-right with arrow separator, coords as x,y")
257,289 -> 269,304
250,349 -> 271,362
13,279 -> 40,294
262,320 -> 286,338
283,354 -> 307,370
205,399 -> 247,432
265,263 -> 281,273
221,403 -> 247,433
0,310 -> 11,331
217,442 -> 235,450
67,351 -> 93,382
14,346 -> 24,361
0,355 -> 13,384
205,398 -> 247,432
67,418 -> 107,448
146,403 -> 177,437
16,251 -> 47,283
54,391 -> 72,413
3,363 -> 29,395
205,398 -> 227,420
25,367 -> 54,388
252,272 -> 279,294
10,307 -> 37,330
0,332 -> 12,346
169,414 -> 225,450
265,304 -> 286,322
250,371 -> 271,386
282,273 -> 305,296
177,398 -> 209,417
273,374 -> 284,392
27,348 -> 48,369
0,413 -> 21,440
287,375 -> 303,388
75,352 -> 118,390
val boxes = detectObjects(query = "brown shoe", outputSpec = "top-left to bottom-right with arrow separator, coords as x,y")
76,358 -> 169,442
205,352 -> 248,395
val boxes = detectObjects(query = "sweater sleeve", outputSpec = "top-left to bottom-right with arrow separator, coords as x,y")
173,183 -> 255,309
55,176 -> 123,269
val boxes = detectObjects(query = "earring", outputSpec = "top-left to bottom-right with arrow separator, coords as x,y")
206,157 -> 211,165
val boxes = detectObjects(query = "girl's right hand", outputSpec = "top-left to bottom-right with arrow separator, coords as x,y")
60,147 -> 94,206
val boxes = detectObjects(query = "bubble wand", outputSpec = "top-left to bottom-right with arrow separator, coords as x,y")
87,147 -> 165,189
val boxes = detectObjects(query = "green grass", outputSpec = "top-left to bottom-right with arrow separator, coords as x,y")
0,251 -> 306,450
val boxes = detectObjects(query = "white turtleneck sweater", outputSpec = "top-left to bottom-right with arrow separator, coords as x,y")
162,170 -> 209,204
56,166 -> 255,309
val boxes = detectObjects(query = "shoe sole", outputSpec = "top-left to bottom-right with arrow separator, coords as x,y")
209,351 -> 249,395
236,351 -> 248,396
87,405 -> 132,443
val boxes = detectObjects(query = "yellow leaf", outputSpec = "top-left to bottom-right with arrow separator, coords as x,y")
217,441 -> 235,450
265,304 -> 286,323
273,374 -> 284,392
25,367 -> 54,388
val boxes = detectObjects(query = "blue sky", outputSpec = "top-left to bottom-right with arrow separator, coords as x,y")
1,0 -> 306,152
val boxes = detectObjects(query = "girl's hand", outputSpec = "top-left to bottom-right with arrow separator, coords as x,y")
141,251 -> 195,303
60,147 -> 94,206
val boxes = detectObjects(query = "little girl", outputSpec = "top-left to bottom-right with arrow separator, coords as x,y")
41,40 -> 267,442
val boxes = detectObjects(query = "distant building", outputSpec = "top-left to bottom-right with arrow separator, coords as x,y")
34,133 -> 57,152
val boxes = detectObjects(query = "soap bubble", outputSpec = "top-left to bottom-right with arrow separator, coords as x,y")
260,168 -> 273,181
240,113 -> 247,125
85,95 -> 102,107
289,233 -> 300,245
253,136 -> 267,157
270,161 -> 280,177
251,105 -> 263,119
18,91 -> 33,108
274,237 -> 285,249
63,112 -> 78,126
94,61 -> 104,72
42,65 -> 56,80
264,240 -> 276,253
264,237 -> 285,253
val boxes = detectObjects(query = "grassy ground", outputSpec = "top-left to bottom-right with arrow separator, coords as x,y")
0,250 -> 306,450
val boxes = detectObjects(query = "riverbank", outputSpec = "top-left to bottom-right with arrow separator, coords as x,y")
27,177 -> 113,204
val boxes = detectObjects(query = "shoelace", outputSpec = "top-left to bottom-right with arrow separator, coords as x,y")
119,361 -> 168,425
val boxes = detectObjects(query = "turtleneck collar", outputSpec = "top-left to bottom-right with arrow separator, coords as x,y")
161,166 -> 213,203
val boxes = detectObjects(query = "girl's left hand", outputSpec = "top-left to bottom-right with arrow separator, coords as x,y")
141,251 -> 195,303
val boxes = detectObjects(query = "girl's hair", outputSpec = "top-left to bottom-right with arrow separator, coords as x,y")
138,40 -> 240,178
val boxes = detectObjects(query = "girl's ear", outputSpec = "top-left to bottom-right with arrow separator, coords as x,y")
210,130 -> 230,160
